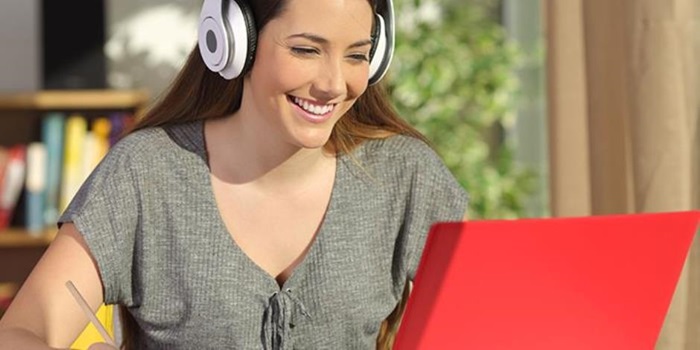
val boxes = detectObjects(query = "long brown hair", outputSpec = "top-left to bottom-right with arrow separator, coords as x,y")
120,0 -> 422,348
128,0 -> 428,154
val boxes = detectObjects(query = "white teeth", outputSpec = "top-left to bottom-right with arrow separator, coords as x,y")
293,96 -> 334,116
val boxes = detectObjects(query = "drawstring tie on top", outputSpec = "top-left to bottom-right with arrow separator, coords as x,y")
262,288 -> 311,350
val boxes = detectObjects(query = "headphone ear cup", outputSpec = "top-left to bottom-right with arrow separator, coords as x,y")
198,0 -> 231,75
199,0 -> 257,80
368,0 -> 395,85
217,0 -> 257,79
368,14 -> 391,85
237,0 -> 257,75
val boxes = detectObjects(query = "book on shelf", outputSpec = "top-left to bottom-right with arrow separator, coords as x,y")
0,111 -> 135,236
0,148 -> 7,204
25,142 -> 48,235
90,117 -> 111,170
59,114 -> 88,214
108,112 -> 134,146
42,112 -> 65,227
0,145 -> 27,231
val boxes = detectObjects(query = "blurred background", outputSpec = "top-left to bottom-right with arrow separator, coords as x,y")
0,0 -> 698,348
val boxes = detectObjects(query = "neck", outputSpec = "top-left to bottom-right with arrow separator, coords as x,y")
204,113 -> 334,191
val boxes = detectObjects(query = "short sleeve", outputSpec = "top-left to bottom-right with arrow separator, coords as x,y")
401,142 -> 469,281
58,140 -> 140,305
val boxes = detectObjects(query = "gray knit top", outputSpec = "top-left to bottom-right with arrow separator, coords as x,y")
59,120 -> 469,349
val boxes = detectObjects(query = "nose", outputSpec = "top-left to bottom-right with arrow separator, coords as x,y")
311,57 -> 346,100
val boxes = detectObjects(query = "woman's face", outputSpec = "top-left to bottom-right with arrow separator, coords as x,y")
243,0 -> 374,150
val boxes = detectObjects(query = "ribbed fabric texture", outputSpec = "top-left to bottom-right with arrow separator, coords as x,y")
59,120 -> 469,349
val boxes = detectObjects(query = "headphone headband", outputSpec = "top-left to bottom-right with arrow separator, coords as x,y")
198,0 -> 394,84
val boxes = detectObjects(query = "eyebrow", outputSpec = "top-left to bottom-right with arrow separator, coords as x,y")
287,33 -> 373,49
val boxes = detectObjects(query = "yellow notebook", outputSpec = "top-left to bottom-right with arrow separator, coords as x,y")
70,304 -> 115,349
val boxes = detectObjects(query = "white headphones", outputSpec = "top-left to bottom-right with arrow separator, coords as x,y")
198,0 -> 395,85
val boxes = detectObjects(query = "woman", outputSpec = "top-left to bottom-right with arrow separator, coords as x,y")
0,0 -> 468,348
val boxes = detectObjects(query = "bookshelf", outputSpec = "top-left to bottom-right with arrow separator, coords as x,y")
0,228 -> 56,247
0,90 -> 149,110
0,89 -> 149,286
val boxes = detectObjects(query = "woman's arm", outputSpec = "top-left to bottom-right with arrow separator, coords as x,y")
0,223 -> 105,349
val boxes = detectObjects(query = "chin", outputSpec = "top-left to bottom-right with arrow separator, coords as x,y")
305,138 -> 331,149
293,131 -> 334,150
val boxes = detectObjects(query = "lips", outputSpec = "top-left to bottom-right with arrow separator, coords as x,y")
287,95 -> 336,124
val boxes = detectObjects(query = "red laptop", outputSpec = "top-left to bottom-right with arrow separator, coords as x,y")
395,211 -> 699,350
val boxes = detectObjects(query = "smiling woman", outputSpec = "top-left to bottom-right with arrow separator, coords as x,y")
239,0 -> 374,149
0,0 -> 469,349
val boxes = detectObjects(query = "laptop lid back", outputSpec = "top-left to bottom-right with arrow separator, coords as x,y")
395,211 -> 699,350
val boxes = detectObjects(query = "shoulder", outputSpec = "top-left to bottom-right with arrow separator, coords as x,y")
342,134 -> 455,193
110,127 -> 170,156
355,134 -> 442,169
108,121 -> 202,164
80,128 -> 169,186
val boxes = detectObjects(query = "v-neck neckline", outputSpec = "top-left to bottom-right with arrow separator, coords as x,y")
196,120 -> 344,292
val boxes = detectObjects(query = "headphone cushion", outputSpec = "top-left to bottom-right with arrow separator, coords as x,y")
368,14 -> 390,85
237,0 -> 258,74
369,13 -> 381,62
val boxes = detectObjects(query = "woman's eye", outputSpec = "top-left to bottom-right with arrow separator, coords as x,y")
349,54 -> 369,62
291,47 -> 319,56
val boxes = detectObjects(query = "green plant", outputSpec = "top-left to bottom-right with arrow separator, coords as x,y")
387,0 -> 535,219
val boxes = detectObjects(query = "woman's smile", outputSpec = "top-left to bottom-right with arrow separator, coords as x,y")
287,95 -> 337,124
